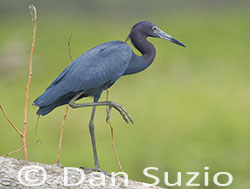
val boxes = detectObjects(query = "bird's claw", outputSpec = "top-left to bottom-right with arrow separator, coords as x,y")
106,103 -> 134,124
118,104 -> 134,124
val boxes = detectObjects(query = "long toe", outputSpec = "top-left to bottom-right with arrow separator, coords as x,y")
118,105 -> 134,124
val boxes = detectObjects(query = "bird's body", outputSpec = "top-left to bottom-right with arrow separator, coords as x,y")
33,21 -> 185,171
34,41 -> 133,115
34,40 -> 157,115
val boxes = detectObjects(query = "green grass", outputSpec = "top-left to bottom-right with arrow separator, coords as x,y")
0,9 -> 250,188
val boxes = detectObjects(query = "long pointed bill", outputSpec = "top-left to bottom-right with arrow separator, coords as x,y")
158,29 -> 186,47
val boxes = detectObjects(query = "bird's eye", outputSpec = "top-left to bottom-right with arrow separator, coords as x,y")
152,26 -> 158,32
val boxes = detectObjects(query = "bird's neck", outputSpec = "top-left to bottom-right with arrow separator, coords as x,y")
132,33 -> 156,63
124,32 -> 156,75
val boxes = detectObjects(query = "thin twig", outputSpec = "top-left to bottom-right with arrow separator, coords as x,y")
56,106 -> 68,165
68,33 -> 73,63
0,104 -> 23,138
56,34 -> 73,165
105,86 -> 124,172
3,139 -> 40,157
23,4 -> 37,161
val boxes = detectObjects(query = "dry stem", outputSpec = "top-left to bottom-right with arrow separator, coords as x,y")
56,106 -> 68,165
67,33 -> 73,63
0,104 -> 23,138
3,139 -> 40,157
23,4 -> 37,161
56,34 -> 72,165
105,87 -> 124,172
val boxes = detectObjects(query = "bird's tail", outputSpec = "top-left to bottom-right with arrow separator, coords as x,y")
36,100 -> 69,115
33,92 -> 77,116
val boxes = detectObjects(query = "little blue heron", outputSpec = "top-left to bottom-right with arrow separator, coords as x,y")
33,21 -> 185,172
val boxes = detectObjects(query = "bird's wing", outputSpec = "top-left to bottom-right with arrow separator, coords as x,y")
34,41 -> 132,107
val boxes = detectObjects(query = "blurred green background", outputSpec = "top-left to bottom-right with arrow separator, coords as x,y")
1,0 -> 250,188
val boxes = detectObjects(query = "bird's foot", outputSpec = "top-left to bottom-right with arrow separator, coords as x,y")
80,167 -> 110,176
106,102 -> 134,124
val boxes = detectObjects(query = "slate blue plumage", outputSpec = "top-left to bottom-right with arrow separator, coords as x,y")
33,41 -> 132,115
33,21 -> 185,116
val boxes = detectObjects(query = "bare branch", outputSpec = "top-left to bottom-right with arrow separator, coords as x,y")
3,139 -> 40,157
105,86 -> 124,172
0,104 -> 23,138
68,33 -> 73,63
56,34 -> 72,165
23,4 -> 38,161
56,105 -> 68,165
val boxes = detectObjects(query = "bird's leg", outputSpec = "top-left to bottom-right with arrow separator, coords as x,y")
80,105 -> 109,174
76,94 -> 107,173
88,105 -> 100,169
69,92 -> 133,124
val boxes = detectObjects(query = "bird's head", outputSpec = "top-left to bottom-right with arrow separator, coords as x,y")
126,21 -> 186,47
